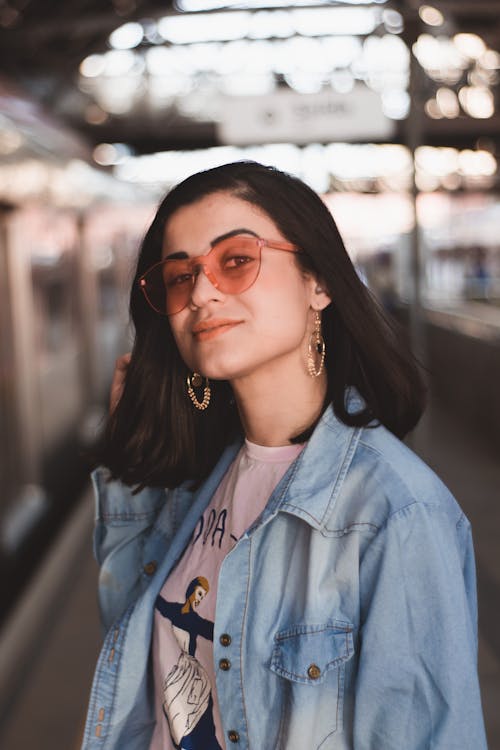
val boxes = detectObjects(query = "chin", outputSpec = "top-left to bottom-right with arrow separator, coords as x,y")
202,367 -> 243,382
193,355 -> 249,381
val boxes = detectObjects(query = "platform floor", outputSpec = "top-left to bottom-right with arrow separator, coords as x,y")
0,396 -> 499,750
412,396 -> 500,749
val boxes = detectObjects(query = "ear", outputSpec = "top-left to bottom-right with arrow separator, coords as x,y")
307,275 -> 332,311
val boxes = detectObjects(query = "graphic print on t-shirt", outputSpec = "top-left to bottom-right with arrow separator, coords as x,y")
149,440 -> 306,750
155,576 -> 222,750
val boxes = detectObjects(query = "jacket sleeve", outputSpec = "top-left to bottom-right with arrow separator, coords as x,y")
353,501 -> 487,749
91,467 -> 168,633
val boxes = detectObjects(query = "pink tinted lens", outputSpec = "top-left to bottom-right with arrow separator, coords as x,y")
141,236 -> 262,315
162,259 -> 195,315
139,258 -> 192,315
210,237 -> 261,293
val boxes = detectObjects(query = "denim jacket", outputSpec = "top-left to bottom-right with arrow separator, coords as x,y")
82,393 -> 487,750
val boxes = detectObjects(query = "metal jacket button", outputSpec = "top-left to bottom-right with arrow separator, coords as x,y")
228,730 -> 240,743
219,633 -> 231,647
219,658 -> 231,671
143,561 -> 157,576
307,663 -> 321,680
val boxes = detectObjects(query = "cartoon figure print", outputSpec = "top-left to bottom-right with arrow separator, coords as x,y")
155,576 -> 222,750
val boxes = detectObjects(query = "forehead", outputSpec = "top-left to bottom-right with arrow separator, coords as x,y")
163,192 -> 283,254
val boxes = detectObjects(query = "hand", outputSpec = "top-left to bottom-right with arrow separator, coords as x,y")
110,353 -> 131,414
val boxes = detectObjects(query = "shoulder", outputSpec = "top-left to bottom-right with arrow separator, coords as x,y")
326,422 -> 465,534
92,466 -> 169,520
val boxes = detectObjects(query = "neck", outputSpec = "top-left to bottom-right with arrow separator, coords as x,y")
231,358 -> 328,447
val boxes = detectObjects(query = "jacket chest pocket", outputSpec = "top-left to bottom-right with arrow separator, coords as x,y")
269,621 -> 354,748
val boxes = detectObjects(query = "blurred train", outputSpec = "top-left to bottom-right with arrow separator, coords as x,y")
0,79 -> 154,624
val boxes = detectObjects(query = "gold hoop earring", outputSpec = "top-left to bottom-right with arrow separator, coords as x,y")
307,311 -> 326,378
187,372 -> 211,410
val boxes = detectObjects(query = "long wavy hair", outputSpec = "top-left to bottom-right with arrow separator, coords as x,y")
97,161 -> 426,490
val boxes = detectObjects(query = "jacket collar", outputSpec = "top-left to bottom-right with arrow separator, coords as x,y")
260,388 -> 365,530
157,388 -> 366,539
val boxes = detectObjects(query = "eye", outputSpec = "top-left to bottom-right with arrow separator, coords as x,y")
223,255 -> 255,269
165,272 -> 193,287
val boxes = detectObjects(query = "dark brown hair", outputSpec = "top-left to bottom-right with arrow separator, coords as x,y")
97,161 -> 426,490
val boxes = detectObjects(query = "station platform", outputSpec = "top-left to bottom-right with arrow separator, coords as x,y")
0,396 -> 498,750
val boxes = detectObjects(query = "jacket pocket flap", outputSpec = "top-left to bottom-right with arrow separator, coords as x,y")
270,621 -> 354,685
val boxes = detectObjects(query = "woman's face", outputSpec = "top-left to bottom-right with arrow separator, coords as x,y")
164,191 -> 329,382
192,585 -> 206,609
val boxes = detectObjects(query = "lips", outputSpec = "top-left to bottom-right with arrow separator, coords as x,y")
192,318 -> 240,334
192,318 -> 241,341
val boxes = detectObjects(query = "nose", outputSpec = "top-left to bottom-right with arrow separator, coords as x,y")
189,263 -> 226,309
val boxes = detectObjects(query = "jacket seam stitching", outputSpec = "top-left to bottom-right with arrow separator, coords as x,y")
357,439 -> 434,502
357,440 -> 456,519
324,521 -> 380,534
316,667 -> 343,747
238,537 -> 252,745
321,426 -> 363,525
273,655 -> 349,681
275,623 -> 352,640
381,500 -> 455,530
100,511 -> 159,521
357,438 -> 415,478
83,606 -> 132,744
274,426 -> 362,527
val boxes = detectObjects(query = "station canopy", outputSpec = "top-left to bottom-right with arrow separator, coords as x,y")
0,1 -> 499,194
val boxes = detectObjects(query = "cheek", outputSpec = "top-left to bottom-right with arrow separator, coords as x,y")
260,259 -> 310,303
251,277 -> 310,335
168,311 -> 187,338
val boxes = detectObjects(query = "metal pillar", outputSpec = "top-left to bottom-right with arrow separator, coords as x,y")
403,6 -> 427,364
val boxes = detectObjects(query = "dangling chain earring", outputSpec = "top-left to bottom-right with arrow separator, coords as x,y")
186,372 -> 211,410
307,311 -> 326,377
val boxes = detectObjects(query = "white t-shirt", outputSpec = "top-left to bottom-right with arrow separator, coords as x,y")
149,439 -> 304,750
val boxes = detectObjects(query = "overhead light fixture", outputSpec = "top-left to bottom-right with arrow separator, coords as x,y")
109,22 -> 144,49
424,98 -> 443,119
458,86 -> 495,118
175,0 -> 381,10
80,54 -> 106,78
418,5 -> 444,27
458,149 -> 496,177
0,124 -> 23,155
453,33 -> 486,61
413,34 -> 467,83
381,89 -> 410,120
93,143 -> 131,166
84,104 -> 109,125
248,10 -> 294,39
159,6 -> 381,44
480,50 -> 500,71
435,87 -> 459,118
292,7 -> 380,37
383,9 -> 403,34
103,49 -> 138,76
219,72 -> 275,96
158,11 -> 250,44
330,69 -> 355,94
94,75 -> 142,114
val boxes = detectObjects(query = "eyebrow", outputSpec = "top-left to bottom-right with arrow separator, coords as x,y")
163,227 -> 259,260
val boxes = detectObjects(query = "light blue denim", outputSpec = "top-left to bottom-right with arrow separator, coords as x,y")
82,391 -> 487,749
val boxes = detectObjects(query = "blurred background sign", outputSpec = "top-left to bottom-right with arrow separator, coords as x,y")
217,85 -> 395,144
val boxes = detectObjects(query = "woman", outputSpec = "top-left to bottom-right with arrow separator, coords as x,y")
82,161 -> 486,749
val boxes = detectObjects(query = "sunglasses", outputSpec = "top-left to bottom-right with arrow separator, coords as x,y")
139,234 -> 300,316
